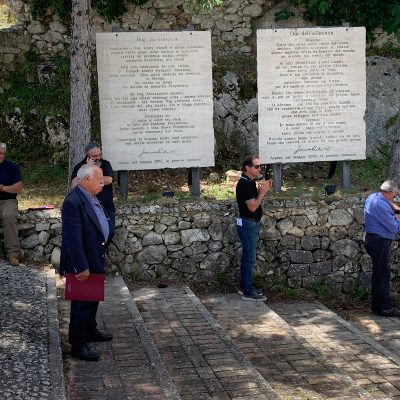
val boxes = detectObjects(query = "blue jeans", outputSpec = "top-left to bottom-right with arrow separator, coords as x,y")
237,219 -> 260,296
365,233 -> 393,313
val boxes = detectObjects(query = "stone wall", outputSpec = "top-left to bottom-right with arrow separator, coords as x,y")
1,0 -> 399,157
0,24 -> 30,91
13,196 -> 397,294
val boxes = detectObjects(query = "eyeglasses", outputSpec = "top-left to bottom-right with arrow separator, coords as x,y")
252,165 -> 261,169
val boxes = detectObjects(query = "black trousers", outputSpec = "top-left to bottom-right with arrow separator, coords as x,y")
365,233 -> 393,313
68,300 -> 99,349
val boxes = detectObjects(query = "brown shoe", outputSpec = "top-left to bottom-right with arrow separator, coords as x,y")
9,256 -> 19,266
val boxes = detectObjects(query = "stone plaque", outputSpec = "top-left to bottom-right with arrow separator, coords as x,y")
96,31 -> 214,170
257,27 -> 366,163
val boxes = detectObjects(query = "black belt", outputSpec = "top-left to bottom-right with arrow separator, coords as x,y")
241,217 -> 260,222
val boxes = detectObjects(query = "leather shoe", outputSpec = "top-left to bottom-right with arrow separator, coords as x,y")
378,308 -> 400,317
90,330 -> 113,342
9,256 -> 19,266
71,343 -> 99,361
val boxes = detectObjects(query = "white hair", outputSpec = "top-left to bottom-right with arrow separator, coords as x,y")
77,164 -> 97,181
0,143 -> 7,151
380,180 -> 399,193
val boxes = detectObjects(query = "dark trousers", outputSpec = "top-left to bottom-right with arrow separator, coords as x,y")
105,207 -> 115,246
365,233 -> 393,313
69,300 -> 99,349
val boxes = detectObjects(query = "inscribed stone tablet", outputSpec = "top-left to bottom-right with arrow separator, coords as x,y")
257,27 -> 366,163
96,31 -> 214,170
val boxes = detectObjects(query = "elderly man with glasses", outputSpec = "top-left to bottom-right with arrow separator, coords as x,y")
364,180 -> 400,317
236,154 -> 272,301
71,141 -> 115,245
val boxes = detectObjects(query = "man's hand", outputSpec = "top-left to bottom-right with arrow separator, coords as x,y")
86,156 -> 96,165
76,269 -> 90,281
258,179 -> 273,195
392,202 -> 400,214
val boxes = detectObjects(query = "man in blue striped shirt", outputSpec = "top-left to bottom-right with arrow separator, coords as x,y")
364,180 -> 400,317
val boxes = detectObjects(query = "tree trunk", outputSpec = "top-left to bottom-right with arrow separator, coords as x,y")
69,0 -> 91,177
388,128 -> 400,183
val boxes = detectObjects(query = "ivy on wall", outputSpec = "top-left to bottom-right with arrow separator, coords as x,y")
281,0 -> 400,41
29,0 -> 150,22
29,0 -> 224,21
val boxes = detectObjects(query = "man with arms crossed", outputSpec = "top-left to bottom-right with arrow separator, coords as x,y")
0,143 -> 23,266
236,154 -> 272,301
364,180 -> 400,317
60,164 -> 113,361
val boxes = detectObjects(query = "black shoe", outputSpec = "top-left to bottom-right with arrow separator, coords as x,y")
71,343 -> 99,361
378,308 -> 400,317
91,330 -> 113,342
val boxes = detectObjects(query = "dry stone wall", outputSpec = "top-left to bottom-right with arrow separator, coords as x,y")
11,196 -> 400,294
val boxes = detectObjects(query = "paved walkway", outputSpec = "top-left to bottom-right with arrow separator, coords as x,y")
5,266 -> 400,400
272,302 -> 400,398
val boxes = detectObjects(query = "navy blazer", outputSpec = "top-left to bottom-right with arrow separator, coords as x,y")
60,186 -> 107,276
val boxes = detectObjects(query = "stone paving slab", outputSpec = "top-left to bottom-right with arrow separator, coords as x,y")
202,293 -> 374,400
271,302 -> 400,399
0,262 -> 65,400
60,276 -> 177,400
132,285 -> 278,400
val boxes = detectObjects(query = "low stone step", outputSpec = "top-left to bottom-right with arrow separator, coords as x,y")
202,294 -> 375,400
271,301 -> 400,399
132,285 -> 279,400
338,308 -> 400,359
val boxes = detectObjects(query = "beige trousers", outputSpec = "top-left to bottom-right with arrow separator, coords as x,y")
0,199 -> 20,257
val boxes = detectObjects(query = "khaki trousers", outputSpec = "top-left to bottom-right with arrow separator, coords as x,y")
0,199 -> 20,257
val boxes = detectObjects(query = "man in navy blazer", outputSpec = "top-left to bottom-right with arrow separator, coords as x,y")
60,164 -> 113,361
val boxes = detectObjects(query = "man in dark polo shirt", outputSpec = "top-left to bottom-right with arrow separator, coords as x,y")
71,142 -> 115,244
0,143 -> 23,266
236,154 -> 272,301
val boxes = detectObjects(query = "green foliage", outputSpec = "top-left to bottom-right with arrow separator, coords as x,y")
187,0 -> 223,14
312,278 -> 330,297
275,9 -> 294,22
350,283 -> 369,303
367,43 -> 400,58
278,0 -> 400,41
29,0 -> 71,20
202,183 -> 234,200
351,143 -> 391,189
214,54 -> 257,100
29,0 -> 150,22
22,162 -> 68,184
0,52 -> 70,172
214,132 -> 247,172
385,112 -> 399,130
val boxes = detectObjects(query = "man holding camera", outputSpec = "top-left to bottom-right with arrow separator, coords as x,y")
236,154 -> 273,301
70,142 -> 115,244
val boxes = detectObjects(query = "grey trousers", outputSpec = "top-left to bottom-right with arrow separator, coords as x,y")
0,199 -> 20,257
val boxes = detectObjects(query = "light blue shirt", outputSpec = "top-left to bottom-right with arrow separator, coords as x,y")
78,186 -> 109,242
364,192 -> 400,240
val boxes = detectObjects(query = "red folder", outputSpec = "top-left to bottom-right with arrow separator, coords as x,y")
65,273 -> 105,301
